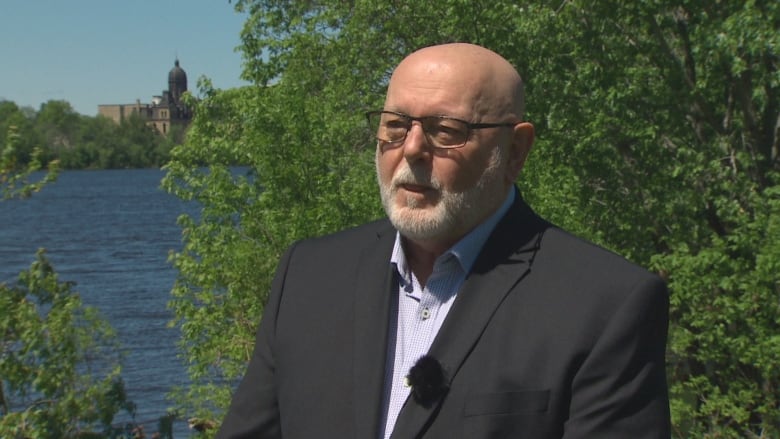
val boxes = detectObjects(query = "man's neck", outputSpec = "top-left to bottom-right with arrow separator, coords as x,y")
401,236 -> 452,287
398,187 -> 516,287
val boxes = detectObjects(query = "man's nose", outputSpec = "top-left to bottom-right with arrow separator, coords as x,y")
402,122 -> 431,161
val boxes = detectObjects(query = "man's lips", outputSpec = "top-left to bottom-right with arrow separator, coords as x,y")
397,183 -> 433,193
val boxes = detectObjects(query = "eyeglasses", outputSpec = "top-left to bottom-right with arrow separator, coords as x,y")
365,110 -> 517,149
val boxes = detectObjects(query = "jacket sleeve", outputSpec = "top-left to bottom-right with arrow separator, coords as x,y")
215,244 -> 297,439
563,275 -> 671,438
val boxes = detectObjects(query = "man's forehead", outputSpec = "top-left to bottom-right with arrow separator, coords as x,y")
384,89 -> 480,122
386,57 -> 485,109
385,44 -> 524,120
400,43 -> 508,68
391,51 -> 488,86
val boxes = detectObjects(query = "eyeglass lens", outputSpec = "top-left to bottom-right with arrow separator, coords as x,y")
370,112 -> 469,148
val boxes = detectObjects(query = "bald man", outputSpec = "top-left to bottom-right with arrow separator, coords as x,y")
217,43 -> 670,439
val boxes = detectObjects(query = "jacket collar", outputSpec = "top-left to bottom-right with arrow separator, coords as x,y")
350,192 -> 549,438
390,192 -> 548,438
352,220 -> 398,438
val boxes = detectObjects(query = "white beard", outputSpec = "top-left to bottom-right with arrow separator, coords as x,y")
376,146 -> 507,243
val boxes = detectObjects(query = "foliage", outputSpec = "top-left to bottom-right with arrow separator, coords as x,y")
510,3 -> 779,436
0,250 -> 134,438
0,99 -> 179,170
1,114 -> 59,200
163,75 -> 381,431
2,103 -> 174,437
164,1 -> 780,437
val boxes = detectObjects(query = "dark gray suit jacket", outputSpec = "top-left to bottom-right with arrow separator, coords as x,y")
217,195 -> 671,438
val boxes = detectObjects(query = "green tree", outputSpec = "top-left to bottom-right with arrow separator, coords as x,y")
1,103 -> 176,438
35,100 -> 81,154
115,114 -> 170,168
0,101 -> 43,174
503,3 -> 780,436
59,115 -> 118,169
1,107 -> 58,200
0,250 -> 135,438
1,116 -> 133,437
164,1 -> 779,436
3,98 -> 183,170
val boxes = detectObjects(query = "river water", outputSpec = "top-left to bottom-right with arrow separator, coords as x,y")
0,168 -> 200,436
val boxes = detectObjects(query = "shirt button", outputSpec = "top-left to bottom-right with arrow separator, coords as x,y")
421,308 -> 431,320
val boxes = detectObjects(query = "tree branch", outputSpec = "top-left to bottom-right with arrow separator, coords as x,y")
0,380 -> 7,416
761,53 -> 780,168
648,9 -> 724,138
732,67 -> 769,187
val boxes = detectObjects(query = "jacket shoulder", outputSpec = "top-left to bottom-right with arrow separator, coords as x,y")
279,218 -> 394,267
539,226 -> 658,280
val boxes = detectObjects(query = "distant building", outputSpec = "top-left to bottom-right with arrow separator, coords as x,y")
98,59 -> 192,135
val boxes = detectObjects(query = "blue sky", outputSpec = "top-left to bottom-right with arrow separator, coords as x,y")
1,1 -> 249,116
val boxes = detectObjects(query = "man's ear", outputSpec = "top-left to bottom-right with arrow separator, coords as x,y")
506,122 -> 535,182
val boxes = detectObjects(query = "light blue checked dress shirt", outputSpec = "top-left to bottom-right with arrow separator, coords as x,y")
381,189 -> 515,439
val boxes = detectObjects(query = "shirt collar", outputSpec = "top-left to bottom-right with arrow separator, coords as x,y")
390,188 -> 515,278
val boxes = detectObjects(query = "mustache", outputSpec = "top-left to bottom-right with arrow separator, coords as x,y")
391,164 -> 441,190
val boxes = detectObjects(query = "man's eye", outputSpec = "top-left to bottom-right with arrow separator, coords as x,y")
384,121 -> 408,129
431,124 -> 466,143
379,120 -> 409,140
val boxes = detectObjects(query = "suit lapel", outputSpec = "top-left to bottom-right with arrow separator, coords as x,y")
353,221 -> 397,439
390,197 -> 548,439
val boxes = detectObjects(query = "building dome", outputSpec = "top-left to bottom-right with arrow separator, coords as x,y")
169,59 -> 187,85
168,59 -> 188,103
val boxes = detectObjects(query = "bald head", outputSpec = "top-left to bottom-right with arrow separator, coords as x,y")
386,43 -> 525,122
375,43 -> 535,254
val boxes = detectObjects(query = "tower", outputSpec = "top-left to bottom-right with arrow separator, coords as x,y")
98,58 -> 192,135
168,59 -> 188,104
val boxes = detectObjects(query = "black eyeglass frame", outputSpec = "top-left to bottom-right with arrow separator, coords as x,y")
365,110 -> 518,149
